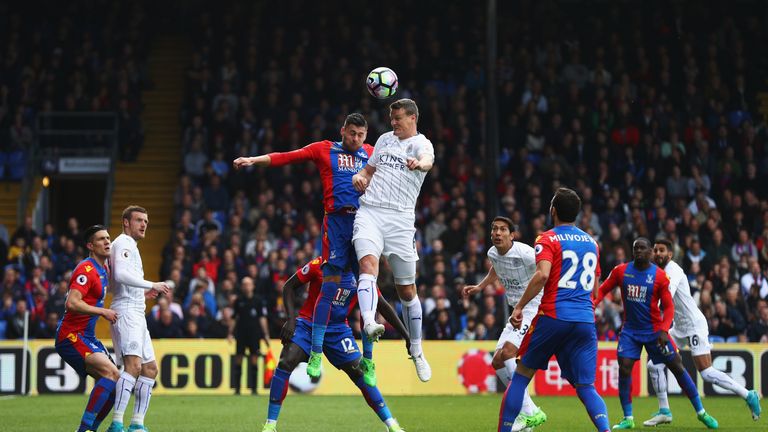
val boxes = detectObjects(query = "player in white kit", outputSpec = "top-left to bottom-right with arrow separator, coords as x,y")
352,98 -> 434,381
644,238 -> 761,426
462,217 -> 547,431
107,206 -> 169,432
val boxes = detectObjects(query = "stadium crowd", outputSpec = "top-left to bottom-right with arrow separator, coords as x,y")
1,1 -> 768,346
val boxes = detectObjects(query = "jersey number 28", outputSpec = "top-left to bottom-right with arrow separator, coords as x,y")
558,251 -> 598,291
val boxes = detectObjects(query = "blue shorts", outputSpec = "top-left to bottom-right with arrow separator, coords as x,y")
55,333 -> 109,377
618,330 -> 678,364
322,212 -> 358,272
292,318 -> 361,368
519,315 -> 597,385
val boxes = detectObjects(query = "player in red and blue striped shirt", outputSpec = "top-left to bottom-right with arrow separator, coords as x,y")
55,225 -> 120,432
595,237 -> 718,429
233,114 -> 378,380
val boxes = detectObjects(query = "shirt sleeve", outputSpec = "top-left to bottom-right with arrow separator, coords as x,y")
657,271 -> 675,332
296,257 -> 322,284
534,234 -> 553,264
68,265 -> 92,297
416,136 -> 435,161
112,246 -> 153,289
268,141 -> 323,167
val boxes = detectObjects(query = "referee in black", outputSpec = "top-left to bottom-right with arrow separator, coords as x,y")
232,276 -> 271,394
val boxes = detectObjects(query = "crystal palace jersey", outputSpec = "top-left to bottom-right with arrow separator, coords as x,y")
487,243 -> 540,309
535,225 -> 601,323
268,140 -> 373,214
295,257 -> 362,327
599,262 -> 674,335
56,258 -> 108,341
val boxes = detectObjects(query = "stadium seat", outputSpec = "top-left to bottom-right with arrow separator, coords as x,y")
7,150 -> 26,181
0,320 -> 7,340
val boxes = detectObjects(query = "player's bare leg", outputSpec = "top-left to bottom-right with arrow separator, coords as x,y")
493,343 -> 546,430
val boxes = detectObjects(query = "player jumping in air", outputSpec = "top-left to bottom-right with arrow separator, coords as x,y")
462,217 -> 547,431
56,225 -> 120,432
261,257 -> 409,432
499,188 -> 611,432
643,238 -> 761,426
352,98 -> 435,382
595,237 -> 718,430
233,114 -> 380,383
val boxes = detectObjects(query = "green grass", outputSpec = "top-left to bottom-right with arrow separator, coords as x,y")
1,394 -> 763,431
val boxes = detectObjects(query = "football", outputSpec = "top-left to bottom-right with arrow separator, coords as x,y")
366,66 -> 399,99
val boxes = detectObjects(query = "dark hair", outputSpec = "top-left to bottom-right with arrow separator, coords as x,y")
654,237 -> 673,250
343,113 -> 367,128
492,216 -> 515,231
552,187 -> 581,223
390,98 -> 419,121
634,237 -> 651,248
122,205 -> 147,221
84,225 -> 108,244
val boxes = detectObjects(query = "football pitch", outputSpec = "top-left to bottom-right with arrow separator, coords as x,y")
2,394 -> 763,431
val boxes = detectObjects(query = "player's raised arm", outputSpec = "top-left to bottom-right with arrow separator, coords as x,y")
595,265 -> 622,305
66,288 -> 117,323
462,266 -> 498,299
233,154 -> 272,169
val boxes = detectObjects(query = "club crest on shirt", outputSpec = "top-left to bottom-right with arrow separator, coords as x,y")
646,274 -> 654,284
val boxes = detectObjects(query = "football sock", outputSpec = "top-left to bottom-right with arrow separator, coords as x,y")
498,372 -> 531,432
112,371 -> 136,424
647,360 -> 670,410
401,296 -> 423,357
311,279 -> 336,353
78,377 -> 116,431
701,366 -> 749,398
92,384 -> 116,430
267,368 -> 291,422
357,273 -> 378,327
353,375 -> 393,423
576,384 -> 611,432
504,358 -> 535,415
131,376 -> 154,425
618,375 -> 633,417
232,363 -> 242,392
363,334 -> 374,360
671,367 -> 704,413
249,363 -> 259,393
495,367 -> 511,387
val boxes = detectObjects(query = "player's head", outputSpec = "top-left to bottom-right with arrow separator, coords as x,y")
490,216 -> 515,250
122,205 -> 148,240
632,237 -> 652,265
653,237 -> 674,268
340,113 -> 367,151
390,98 -> 418,139
84,224 -> 110,259
550,187 -> 581,225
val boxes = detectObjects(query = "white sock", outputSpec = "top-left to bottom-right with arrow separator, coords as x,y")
357,273 -> 378,327
495,367 -> 511,386
384,418 -> 397,427
647,360 -> 669,410
131,376 -> 154,425
700,366 -> 749,398
113,371 -> 137,423
401,297 -> 423,357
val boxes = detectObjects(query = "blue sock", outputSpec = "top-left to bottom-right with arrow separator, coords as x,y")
78,377 -> 116,431
674,368 -> 704,413
618,375 -> 633,417
363,334 -> 374,360
498,372 -> 531,432
353,375 -> 393,423
311,278 -> 337,353
267,368 -> 291,422
576,385 -> 611,432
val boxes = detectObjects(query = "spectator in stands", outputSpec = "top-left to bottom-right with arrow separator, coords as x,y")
5,298 -> 33,339
732,229 -> 759,262
709,298 -> 746,343
746,303 -> 768,343
740,258 -> 768,299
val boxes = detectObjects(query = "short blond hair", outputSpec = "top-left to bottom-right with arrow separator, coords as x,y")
122,205 -> 147,222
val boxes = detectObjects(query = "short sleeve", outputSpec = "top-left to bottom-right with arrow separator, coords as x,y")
69,266 -> 93,297
415,136 -> 435,161
297,257 -> 323,284
534,234 -> 554,264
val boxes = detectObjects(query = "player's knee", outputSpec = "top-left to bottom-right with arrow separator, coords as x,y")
491,352 -> 506,370
358,255 -> 378,275
395,284 -> 417,301
342,362 -> 363,381
123,356 -> 142,376
104,364 -> 120,381
141,361 -> 159,379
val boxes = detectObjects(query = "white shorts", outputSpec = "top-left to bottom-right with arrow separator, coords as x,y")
669,325 -> 711,357
110,309 -> 156,366
353,204 -> 418,262
495,306 -> 537,352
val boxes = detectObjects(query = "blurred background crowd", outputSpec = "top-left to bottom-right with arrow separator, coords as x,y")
1,1 -> 767,345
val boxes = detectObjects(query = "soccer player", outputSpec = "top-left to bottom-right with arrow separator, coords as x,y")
231,276 -> 271,395
462,216 -> 547,430
56,225 -> 120,432
643,238 -> 761,425
261,256 -> 409,432
233,114 -> 376,381
595,237 -> 718,429
498,188 -> 610,432
351,98 -> 435,382
107,206 -> 170,432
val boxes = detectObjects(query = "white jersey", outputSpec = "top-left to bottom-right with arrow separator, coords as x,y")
110,233 -> 153,312
664,260 -> 707,335
360,131 -> 434,213
487,243 -> 541,310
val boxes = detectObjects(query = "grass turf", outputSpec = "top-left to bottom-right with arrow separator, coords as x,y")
1,394 -> 763,431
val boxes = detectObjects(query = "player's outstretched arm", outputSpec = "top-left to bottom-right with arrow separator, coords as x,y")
462,266 -> 498,298
280,273 -> 304,345
232,154 -> 271,169
66,289 -> 117,323
376,296 -> 410,353
594,268 -> 620,305
511,260 -> 551,328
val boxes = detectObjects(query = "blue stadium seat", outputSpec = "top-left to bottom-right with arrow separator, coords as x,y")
7,151 -> 26,181
0,320 -> 7,340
